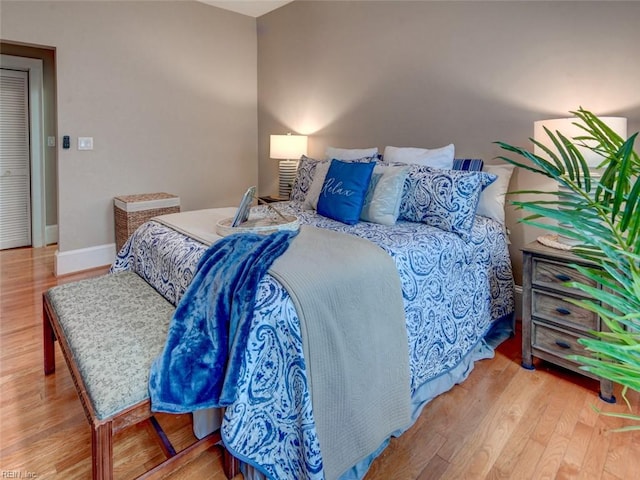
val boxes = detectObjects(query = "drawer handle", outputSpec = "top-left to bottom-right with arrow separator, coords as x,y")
555,273 -> 572,282
556,307 -> 571,315
555,340 -> 571,349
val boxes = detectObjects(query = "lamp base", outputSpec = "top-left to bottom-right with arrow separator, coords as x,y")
278,159 -> 298,199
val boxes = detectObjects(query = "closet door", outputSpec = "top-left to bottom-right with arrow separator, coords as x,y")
0,68 -> 31,249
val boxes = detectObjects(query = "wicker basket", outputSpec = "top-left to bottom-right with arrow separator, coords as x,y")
114,193 -> 180,252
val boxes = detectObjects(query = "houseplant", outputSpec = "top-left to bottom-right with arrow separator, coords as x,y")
495,108 -> 640,431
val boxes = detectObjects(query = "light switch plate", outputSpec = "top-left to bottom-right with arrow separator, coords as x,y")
47,136 -> 56,147
78,137 -> 94,150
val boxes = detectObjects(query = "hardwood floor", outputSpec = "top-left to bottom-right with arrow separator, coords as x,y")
1,245 -> 638,479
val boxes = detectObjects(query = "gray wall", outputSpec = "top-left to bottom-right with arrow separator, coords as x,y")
1,1 -> 257,252
2,0 -> 638,280
257,0 -> 640,283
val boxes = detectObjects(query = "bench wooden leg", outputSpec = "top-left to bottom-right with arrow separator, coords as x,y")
138,431 -> 221,480
146,416 -> 177,458
92,422 -> 114,480
43,297 -> 56,375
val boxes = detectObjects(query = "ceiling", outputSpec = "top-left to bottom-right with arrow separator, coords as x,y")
199,0 -> 294,18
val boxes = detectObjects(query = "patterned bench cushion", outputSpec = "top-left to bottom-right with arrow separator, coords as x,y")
46,271 -> 175,420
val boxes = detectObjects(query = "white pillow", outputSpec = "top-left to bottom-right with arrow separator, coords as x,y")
361,165 -> 410,225
476,163 -> 515,224
383,144 -> 455,169
303,161 -> 331,210
325,146 -> 378,161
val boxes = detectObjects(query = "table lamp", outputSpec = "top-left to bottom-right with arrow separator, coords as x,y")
533,116 -> 627,245
534,117 -> 627,173
270,133 -> 308,199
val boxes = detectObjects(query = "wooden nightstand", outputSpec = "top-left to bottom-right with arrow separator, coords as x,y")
522,241 -> 615,402
258,195 -> 286,204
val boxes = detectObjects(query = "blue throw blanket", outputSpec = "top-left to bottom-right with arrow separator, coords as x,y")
149,229 -> 298,413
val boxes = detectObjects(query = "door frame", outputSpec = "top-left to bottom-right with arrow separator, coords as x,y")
1,54 -> 45,248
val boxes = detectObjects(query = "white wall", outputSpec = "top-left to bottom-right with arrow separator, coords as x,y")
257,0 -> 640,283
1,1 -> 257,272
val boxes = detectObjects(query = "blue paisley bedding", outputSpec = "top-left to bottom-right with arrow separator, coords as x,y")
111,201 -> 514,480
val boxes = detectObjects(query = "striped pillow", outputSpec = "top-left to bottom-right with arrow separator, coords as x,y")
453,158 -> 484,171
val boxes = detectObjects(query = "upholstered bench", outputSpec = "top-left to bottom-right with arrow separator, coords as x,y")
43,271 -> 227,479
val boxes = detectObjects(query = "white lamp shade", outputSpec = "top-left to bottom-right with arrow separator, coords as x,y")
270,134 -> 308,160
533,117 -> 627,168
533,116 -> 627,246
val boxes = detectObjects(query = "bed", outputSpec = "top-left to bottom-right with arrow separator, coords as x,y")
111,158 -> 515,480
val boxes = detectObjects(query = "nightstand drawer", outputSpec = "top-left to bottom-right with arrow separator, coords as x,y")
522,242 -> 615,402
532,257 -> 597,296
532,289 -> 598,331
532,321 -> 588,359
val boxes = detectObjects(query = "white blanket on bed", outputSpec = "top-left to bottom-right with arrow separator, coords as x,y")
269,226 -> 411,480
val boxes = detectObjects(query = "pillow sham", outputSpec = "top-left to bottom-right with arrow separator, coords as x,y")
453,158 -> 484,172
399,166 -> 497,241
317,160 -> 376,225
383,144 -> 455,169
476,163 -> 515,224
325,146 -> 378,161
361,165 -> 410,225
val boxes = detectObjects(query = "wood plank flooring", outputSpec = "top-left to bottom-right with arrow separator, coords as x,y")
1,245 -> 638,479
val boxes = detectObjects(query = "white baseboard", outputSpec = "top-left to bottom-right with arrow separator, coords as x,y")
55,243 -> 116,276
45,224 -> 58,245
514,284 -> 523,321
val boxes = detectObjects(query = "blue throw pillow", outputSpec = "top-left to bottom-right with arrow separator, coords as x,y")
317,160 -> 376,225
290,154 -> 378,202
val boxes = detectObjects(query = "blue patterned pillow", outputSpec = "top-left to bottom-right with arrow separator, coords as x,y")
399,166 -> 497,240
290,155 -> 322,202
317,160 -> 376,225
453,158 -> 484,171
